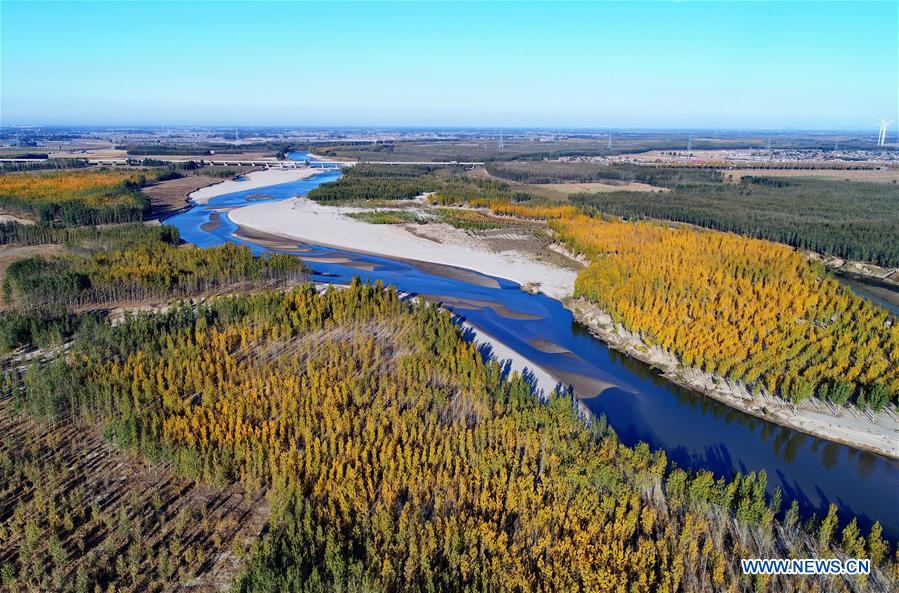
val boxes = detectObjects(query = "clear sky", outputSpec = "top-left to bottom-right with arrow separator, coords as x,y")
1,1 -> 896,130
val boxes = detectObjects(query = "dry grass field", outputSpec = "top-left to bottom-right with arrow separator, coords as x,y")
535,181 -> 668,194
723,168 -> 899,183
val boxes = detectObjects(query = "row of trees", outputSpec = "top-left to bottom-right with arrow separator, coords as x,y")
2,240 -> 305,312
486,160 -> 724,187
306,164 -> 445,202
0,223 -> 305,352
0,169 -> 156,225
3,283 -> 892,592
0,400 -> 260,593
572,176 -> 899,267
0,159 -> 92,173
0,220 -> 177,248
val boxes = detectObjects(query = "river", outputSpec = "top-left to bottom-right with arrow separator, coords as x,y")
166,153 -> 899,539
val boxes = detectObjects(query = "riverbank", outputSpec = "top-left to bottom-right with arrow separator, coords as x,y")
142,174 -> 230,220
567,298 -> 898,460
188,168 -> 322,205
228,197 -> 579,300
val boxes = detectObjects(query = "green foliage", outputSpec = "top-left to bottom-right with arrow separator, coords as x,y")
307,164 -> 443,202
346,209 -> 424,224
0,221 -> 178,249
1,225 -> 304,310
487,160 -> 723,187
0,308 -> 100,352
571,177 -> 899,266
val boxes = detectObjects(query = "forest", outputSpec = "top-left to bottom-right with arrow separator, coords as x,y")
1,283 -> 894,593
306,164 -> 446,203
0,169 -> 156,225
486,160 -> 724,187
542,210 -> 899,410
302,164 -> 899,411
303,133 -> 840,163
571,177 -> 899,267
0,223 -> 305,352
348,165 -> 898,412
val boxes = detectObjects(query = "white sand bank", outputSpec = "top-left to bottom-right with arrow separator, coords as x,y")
228,198 -> 578,299
459,320 -> 559,396
189,168 -> 322,205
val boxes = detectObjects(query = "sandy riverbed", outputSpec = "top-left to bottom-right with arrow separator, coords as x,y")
189,168 -> 322,205
228,198 -> 579,300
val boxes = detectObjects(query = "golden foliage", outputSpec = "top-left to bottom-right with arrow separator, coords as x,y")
0,170 -> 140,206
489,201 -> 578,220
551,214 -> 899,405
7,284 -> 893,591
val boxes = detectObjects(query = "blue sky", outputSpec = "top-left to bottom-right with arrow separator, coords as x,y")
1,1 -> 896,129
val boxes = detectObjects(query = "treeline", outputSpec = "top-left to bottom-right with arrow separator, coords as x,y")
571,177 -> 899,267
2,239 -> 305,313
0,159 -> 91,173
308,163 -> 534,208
119,141 -> 289,156
0,224 -> 305,354
431,179 -> 533,207
306,164 -> 444,202
486,160 -> 724,187
0,221 -> 177,249
0,170 -> 154,225
2,284 -> 893,592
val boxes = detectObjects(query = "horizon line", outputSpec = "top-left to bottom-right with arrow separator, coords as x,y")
1,123 -> 894,135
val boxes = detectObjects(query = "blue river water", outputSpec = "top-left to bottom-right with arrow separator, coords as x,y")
166,153 -> 899,539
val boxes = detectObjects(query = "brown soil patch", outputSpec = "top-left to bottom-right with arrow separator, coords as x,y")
410,261 -> 501,289
201,212 -> 223,233
141,175 -> 224,220
550,367 -> 619,398
233,226 -> 309,254
421,294 -> 543,320
0,213 -> 35,225
301,256 -> 376,272
722,168 -> 899,183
